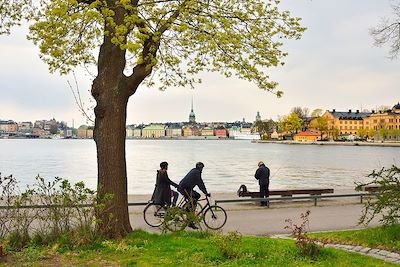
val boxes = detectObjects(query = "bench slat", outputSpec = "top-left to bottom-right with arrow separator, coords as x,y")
237,184 -> 334,198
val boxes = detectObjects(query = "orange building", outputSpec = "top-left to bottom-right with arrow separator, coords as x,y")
294,131 -> 321,142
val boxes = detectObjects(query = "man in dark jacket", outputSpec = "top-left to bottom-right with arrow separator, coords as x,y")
178,162 -> 210,228
254,161 -> 270,206
178,162 -> 210,201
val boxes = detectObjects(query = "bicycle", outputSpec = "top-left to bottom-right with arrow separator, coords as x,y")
143,196 -> 203,228
143,195 -> 227,231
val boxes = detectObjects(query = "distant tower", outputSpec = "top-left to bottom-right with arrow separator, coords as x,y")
189,96 -> 196,123
255,111 -> 261,122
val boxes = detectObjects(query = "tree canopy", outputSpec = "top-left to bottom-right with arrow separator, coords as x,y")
1,0 -> 305,237
3,0 -> 305,94
370,2 -> 400,59
280,112 -> 303,135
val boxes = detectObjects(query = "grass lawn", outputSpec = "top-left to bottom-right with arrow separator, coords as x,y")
0,229 -> 397,266
309,224 -> 400,253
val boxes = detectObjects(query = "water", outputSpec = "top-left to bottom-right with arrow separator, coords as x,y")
0,139 -> 399,194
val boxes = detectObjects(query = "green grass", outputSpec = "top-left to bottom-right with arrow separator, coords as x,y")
0,229 -> 396,266
309,224 -> 400,253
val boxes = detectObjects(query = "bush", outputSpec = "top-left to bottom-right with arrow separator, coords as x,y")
356,165 -> 400,226
285,210 -> 321,259
0,173 -> 108,251
212,231 -> 243,259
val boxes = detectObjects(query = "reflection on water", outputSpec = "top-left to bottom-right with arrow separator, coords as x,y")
0,139 -> 399,194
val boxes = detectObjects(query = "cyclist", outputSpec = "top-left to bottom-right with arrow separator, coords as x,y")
151,161 -> 179,207
178,162 -> 210,229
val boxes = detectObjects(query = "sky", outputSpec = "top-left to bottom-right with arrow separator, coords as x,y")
1,0 -> 400,127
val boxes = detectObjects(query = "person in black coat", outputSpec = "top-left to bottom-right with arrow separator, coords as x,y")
178,162 -> 210,229
152,162 -> 178,206
178,162 -> 209,201
254,161 -> 270,206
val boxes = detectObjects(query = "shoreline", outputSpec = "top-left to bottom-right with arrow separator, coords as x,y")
255,140 -> 400,147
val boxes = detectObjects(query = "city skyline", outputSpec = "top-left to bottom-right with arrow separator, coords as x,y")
1,0 -> 400,127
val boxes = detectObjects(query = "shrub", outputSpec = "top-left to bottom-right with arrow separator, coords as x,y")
284,210 -> 321,259
0,173 -> 109,251
212,231 -> 243,259
356,165 -> 400,226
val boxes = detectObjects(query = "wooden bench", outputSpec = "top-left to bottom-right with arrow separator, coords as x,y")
358,185 -> 380,193
237,184 -> 334,198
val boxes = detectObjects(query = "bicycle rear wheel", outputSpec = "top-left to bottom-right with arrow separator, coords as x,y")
203,205 -> 227,230
143,203 -> 166,227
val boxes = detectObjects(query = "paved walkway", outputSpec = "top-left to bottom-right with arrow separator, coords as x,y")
128,191 -> 381,236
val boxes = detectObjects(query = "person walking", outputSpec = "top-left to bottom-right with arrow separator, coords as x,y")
152,161 -> 179,207
254,161 -> 270,206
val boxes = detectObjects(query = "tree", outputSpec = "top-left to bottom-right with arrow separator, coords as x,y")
49,124 -> 59,135
356,165 -> 400,226
280,112 -> 303,135
357,128 -> 367,139
291,106 -> 309,121
2,1 -> 305,238
315,116 -> 328,139
254,119 -> 276,139
370,2 -> 400,58
368,128 -> 375,140
310,108 -> 323,118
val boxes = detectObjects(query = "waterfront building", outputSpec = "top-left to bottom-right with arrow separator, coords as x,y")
201,126 -> 214,136
240,125 -> 252,135
364,103 -> 400,140
18,121 -> 33,133
227,125 -> 241,138
32,127 -> 45,137
316,109 -> 371,137
0,120 -> 18,133
294,131 -> 321,142
142,124 -> 166,138
133,125 -> 143,138
77,125 -> 94,138
126,125 -> 135,138
182,126 -> 192,137
215,126 -> 227,137
271,130 -> 280,140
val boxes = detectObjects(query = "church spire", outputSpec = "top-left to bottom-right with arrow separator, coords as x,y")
189,96 -> 196,123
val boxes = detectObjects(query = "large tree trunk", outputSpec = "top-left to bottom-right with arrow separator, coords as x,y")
91,31 -> 134,238
90,2 -> 155,238
93,94 -> 132,238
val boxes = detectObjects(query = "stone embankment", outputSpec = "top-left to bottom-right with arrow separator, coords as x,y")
323,243 -> 400,264
256,140 -> 400,147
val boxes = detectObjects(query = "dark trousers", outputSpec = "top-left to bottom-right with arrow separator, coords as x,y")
171,190 -> 179,207
260,184 -> 269,206
180,188 -> 200,211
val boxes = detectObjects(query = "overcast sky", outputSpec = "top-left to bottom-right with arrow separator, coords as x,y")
1,0 -> 399,127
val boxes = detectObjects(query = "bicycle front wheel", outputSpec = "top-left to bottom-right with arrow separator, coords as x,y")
164,207 -> 188,232
143,203 -> 166,227
203,205 -> 227,230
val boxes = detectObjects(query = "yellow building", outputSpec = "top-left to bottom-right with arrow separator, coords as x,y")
294,131 -> 321,142
310,103 -> 400,140
201,127 -> 214,136
364,103 -> 400,131
142,124 -> 165,138
77,125 -> 94,139
321,109 -> 371,136
182,126 -> 193,137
